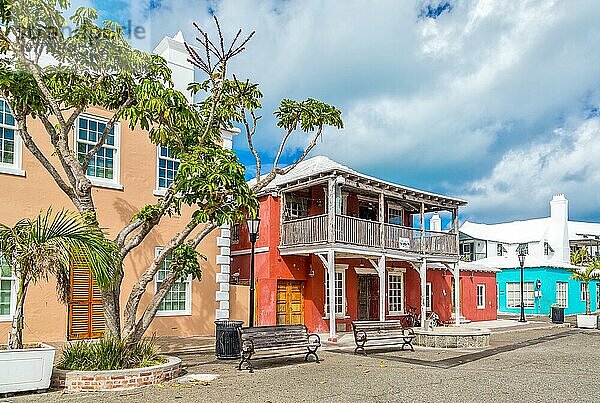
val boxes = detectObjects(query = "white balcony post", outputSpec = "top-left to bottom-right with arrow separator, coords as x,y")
327,179 -> 336,244
420,258 -> 427,329
420,202 -> 425,253
327,249 -> 337,341
454,263 -> 461,326
378,255 -> 386,321
379,192 -> 385,249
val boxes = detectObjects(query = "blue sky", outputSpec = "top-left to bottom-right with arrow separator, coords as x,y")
79,0 -> 600,224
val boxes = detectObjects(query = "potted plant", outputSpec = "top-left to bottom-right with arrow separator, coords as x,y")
0,209 -> 118,394
569,259 -> 600,329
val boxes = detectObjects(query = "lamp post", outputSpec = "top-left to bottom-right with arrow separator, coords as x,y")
246,217 -> 261,327
518,248 -> 527,323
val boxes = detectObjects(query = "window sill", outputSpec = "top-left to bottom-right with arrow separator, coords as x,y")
0,166 -> 25,177
153,189 -> 167,197
0,316 -> 13,322
323,315 -> 350,320
88,178 -> 123,190
155,310 -> 192,317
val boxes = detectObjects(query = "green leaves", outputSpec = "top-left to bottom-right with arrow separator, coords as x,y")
170,244 -> 205,281
275,98 -> 343,132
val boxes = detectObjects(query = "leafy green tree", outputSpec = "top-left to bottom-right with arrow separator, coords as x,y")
571,246 -> 591,267
0,1 -> 342,343
0,209 -> 119,349
569,259 -> 600,315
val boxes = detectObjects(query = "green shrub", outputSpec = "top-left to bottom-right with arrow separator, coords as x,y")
57,335 -> 165,371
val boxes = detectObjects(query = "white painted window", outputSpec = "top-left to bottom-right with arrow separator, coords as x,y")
285,195 -> 309,219
518,243 -> 529,255
156,146 -> 180,192
325,267 -> 345,317
580,283 -> 588,302
556,282 -> 568,308
544,242 -> 554,256
476,284 -> 485,309
155,248 -> 191,316
0,99 -> 24,176
75,114 -> 121,189
497,243 -> 507,256
387,272 -> 404,314
0,255 -> 16,322
426,282 -> 432,311
506,282 -> 534,308
388,207 -> 403,225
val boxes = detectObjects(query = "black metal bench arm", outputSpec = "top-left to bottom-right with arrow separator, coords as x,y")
305,333 -> 321,363
353,329 -> 367,354
238,339 -> 255,372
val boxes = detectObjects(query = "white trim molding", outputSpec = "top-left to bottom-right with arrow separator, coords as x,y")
230,246 -> 270,256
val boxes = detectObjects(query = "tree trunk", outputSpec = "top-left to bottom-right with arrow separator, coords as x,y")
586,282 -> 591,315
8,277 -> 28,350
102,287 -> 122,338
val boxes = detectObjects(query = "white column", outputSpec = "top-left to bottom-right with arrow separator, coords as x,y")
378,255 -> 386,321
327,249 -> 336,341
215,224 -> 232,320
454,263 -> 461,326
420,259 -> 427,329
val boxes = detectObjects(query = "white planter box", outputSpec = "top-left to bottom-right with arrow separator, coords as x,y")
576,314 -> 598,329
0,343 -> 55,394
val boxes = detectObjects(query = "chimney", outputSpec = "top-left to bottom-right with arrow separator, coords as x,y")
430,213 -> 442,232
153,31 -> 194,103
548,194 -> 570,263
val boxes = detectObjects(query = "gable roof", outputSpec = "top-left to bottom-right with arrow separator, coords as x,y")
253,156 -> 467,205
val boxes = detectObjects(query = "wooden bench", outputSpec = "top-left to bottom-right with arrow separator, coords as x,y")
237,325 -> 321,372
352,320 -> 415,354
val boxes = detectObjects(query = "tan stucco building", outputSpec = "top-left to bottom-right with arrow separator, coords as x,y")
0,33 -> 247,343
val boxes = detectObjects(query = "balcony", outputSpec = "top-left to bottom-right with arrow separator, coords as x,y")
280,214 -> 458,256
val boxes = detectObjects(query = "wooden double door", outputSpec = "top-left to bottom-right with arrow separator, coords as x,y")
276,280 -> 304,325
357,274 -> 380,321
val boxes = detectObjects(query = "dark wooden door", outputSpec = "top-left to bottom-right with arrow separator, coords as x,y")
358,275 -> 379,320
276,281 -> 304,325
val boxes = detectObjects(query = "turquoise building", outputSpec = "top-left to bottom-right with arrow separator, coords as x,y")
496,266 -> 600,315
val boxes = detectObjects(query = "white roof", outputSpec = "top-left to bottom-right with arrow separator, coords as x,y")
253,156 -> 467,203
467,255 -> 579,270
460,218 -> 600,244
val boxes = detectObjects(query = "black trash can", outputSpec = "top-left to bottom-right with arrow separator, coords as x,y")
215,320 -> 244,359
551,306 -> 565,324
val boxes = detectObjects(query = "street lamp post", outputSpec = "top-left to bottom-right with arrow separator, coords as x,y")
246,217 -> 261,327
518,248 -> 527,323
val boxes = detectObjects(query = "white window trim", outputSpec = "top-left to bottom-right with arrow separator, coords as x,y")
477,284 -> 486,309
154,247 -> 192,317
0,257 -> 17,322
153,145 -> 180,196
507,282 -> 534,308
425,282 -> 432,312
324,264 -> 347,319
556,282 -> 568,308
580,283 -> 588,302
387,270 -> 405,315
0,100 -> 25,177
75,113 -> 123,190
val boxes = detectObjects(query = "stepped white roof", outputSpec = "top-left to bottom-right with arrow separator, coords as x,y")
469,255 -> 579,270
460,218 -> 600,244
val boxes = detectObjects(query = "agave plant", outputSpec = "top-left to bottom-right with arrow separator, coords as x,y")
0,209 -> 120,349
569,259 -> 600,315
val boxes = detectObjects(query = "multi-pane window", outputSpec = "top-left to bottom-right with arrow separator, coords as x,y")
497,243 -> 507,256
477,284 -> 485,309
388,273 -> 404,313
388,208 -> 403,225
425,282 -> 432,311
155,249 -> 191,315
76,116 -> 119,183
461,243 -> 473,261
325,269 -> 344,316
0,99 -> 21,172
544,242 -> 554,256
285,195 -> 309,219
506,282 -> 534,308
157,146 -> 180,190
231,224 -> 240,244
518,243 -> 529,255
0,255 -> 16,320
580,283 -> 588,302
556,282 -> 568,308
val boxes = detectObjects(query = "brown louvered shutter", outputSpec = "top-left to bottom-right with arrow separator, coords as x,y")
68,253 -> 105,340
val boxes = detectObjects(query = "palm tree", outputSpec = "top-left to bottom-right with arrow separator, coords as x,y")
0,209 -> 120,349
569,259 -> 600,315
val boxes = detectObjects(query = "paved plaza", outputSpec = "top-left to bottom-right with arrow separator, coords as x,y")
7,326 -> 600,402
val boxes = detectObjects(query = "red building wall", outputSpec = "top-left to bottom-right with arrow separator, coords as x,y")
230,192 -> 497,332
